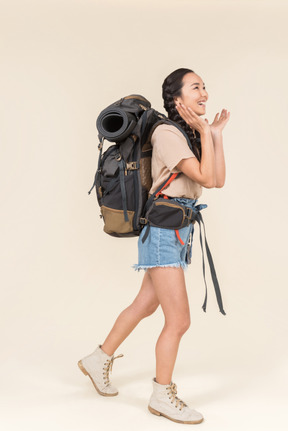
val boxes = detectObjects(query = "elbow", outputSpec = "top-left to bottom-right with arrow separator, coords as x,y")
203,178 -> 217,188
203,181 -> 216,189
215,179 -> 226,188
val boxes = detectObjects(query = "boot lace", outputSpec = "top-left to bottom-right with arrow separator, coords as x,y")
102,353 -> 124,386
166,382 -> 188,411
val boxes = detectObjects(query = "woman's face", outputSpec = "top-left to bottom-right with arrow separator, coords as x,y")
174,72 -> 208,116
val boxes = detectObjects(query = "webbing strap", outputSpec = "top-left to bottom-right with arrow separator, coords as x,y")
88,137 -> 104,195
142,223 -> 150,243
119,159 -> 129,222
193,210 -> 226,315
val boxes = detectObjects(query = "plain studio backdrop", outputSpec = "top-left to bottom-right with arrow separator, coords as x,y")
1,0 -> 287,430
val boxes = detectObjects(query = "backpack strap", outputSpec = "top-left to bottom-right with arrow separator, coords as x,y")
118,158 -> 129,222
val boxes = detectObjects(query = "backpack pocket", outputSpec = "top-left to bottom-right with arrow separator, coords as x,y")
101,205 -> 135,234
145,199 -> 194,230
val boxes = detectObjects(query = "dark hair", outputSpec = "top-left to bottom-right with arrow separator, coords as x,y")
162,68 -> 202,162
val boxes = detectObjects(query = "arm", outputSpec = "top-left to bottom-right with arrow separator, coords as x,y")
176,127 -> 216,188
211,131 -> 226,188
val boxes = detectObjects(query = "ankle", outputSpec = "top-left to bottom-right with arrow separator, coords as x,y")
99,344 -> 114,356
155,377 -> 171,385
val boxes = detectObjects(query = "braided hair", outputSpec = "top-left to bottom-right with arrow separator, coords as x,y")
162,68 -> 202,162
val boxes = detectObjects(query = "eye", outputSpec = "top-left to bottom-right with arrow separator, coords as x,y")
194,86 -> 206,90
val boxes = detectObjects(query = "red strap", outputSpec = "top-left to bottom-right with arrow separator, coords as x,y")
155,173 -> 178,197
175,229 -> 184,245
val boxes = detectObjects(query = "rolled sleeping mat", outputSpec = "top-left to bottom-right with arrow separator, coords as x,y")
96,106 -> 137,142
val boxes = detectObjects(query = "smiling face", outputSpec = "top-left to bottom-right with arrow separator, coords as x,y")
174,72 -> 208,115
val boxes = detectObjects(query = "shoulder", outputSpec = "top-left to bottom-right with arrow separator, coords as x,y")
151,123 -> 186,141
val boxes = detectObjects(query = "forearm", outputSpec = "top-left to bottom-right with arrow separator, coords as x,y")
199,127 -> 216,187
211,131 -> 226,187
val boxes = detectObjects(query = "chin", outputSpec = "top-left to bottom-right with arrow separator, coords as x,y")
194,106 -> 205,115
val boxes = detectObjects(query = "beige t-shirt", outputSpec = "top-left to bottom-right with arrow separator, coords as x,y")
149,124 -> 203,199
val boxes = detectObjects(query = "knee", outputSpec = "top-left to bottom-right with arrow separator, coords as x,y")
166,316 -> 191,336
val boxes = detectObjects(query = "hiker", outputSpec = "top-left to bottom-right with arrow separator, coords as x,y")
78,68 -> 230,424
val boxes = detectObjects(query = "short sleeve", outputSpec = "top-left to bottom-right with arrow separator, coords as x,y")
152,125 -> 196,172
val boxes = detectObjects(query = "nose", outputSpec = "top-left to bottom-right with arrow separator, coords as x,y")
201,89 -> 208,99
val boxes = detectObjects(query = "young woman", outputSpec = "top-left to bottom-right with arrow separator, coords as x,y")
78,68 -> 230,425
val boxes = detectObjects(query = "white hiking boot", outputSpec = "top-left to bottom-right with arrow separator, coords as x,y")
78,344 -> 124,396
148,377 -> 204,424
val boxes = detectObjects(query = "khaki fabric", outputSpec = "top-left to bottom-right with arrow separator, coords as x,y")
149,124 -> 202,199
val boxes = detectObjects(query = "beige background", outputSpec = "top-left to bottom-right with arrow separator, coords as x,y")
1,0 -> 288,429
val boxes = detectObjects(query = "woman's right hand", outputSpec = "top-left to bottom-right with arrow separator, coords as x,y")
175,102 -> 210,134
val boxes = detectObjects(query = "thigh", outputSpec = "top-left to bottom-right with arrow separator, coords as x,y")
131,271 -> 159,310
147,267 -> 190,325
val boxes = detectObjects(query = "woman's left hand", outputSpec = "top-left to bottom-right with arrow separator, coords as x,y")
207,109 -> 230,135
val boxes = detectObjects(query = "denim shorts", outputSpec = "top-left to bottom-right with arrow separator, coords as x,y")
132,197 -> 199,272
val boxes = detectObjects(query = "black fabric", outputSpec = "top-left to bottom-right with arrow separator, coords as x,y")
143,198 -> 193,231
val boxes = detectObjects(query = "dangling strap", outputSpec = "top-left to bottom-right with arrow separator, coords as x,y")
192,207 -> 226,316
119,159 -> 129,222
88,137 -> 104,195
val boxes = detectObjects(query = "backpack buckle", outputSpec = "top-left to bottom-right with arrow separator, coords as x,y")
185,207 -> 193,220
126,161 -> 139,170
98,137 -> 104,151
139,217 -> 147,225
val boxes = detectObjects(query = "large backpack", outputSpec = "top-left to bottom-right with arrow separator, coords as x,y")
88,94 -> 227,316
88,94 -> 192,237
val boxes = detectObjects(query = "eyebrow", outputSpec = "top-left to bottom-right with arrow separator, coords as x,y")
190,82 -> 205,86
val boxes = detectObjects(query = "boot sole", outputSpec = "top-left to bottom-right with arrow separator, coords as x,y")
77,360 -> 118,397
148,405 -> 204,424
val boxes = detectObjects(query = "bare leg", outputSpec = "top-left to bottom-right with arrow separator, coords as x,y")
147,267 -> 191,385
101,271 -> 160,356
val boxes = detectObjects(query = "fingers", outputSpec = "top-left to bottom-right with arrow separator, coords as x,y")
215,109 -> 230,121
175,103 -> 191,123
176,103 -> 196,116
175,103 -> 196,125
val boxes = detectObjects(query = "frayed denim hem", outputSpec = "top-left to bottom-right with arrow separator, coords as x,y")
131,262 -> 188,272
